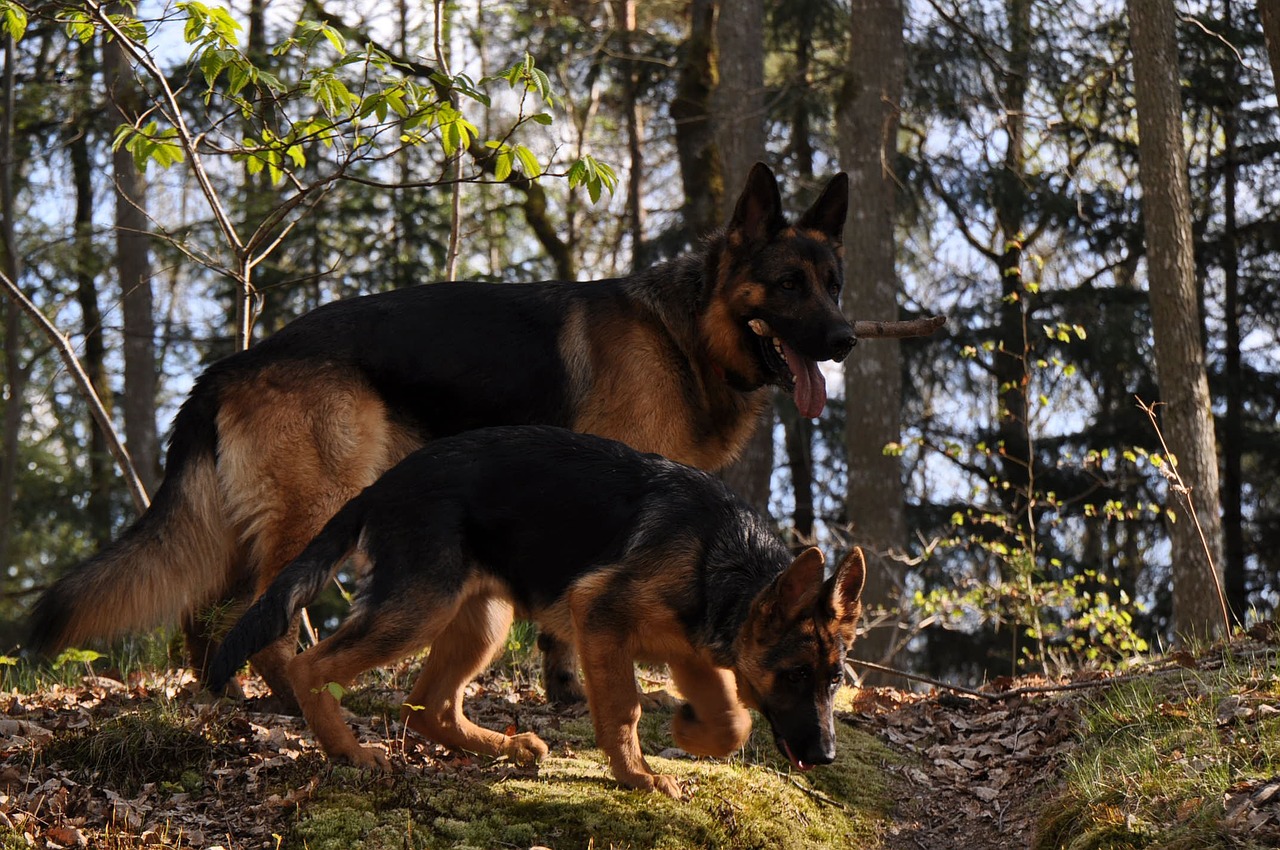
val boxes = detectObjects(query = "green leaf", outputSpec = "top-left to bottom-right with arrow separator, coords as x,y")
64,9 -> 96,43
317,682 -> 347,702
320,23 -> 347,55
1,2 -> 28,41
514,145 -> 541,178
309,73 -> 354,118
530,112 -> 553,126
53,648 -> 104,668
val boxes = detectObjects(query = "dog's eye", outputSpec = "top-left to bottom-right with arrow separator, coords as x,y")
780,278 -> 798,291
829,671 -> 844,690
787,666 -> 811,683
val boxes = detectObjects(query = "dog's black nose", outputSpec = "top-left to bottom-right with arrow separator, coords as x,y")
828,326 -> 857,362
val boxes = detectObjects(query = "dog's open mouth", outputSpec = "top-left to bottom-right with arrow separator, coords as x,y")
748,319 -> 827,419
777,736 -> 814,772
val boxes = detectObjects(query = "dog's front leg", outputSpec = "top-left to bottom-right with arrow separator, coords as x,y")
668,657 -> 752,758
576,635 -> 681,799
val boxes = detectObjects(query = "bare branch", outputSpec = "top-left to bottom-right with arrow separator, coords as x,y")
853,315 -> 946,339
0,269 -> 150,513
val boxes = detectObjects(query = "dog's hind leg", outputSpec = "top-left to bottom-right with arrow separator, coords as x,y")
668,657 -> 752,758
285,600 -> 446,770
401,595 -> 549,765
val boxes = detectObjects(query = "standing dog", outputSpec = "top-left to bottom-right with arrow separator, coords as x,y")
208,426 -> 865,798
29,163 -> 856,707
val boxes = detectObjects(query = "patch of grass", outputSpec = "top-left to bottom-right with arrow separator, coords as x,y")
287,694 -> 898,850
40,705 -> 230,795
1034,651 -> 1280,850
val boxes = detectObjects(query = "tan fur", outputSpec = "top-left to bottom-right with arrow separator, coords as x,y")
287,574 -> 547,770
50,453 -> 241,655
216,365 -> 422,700
668,659 -> 752,758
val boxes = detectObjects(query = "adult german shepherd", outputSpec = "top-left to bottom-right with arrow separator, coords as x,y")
208,426 -> 866,798
28,163 -> 856,707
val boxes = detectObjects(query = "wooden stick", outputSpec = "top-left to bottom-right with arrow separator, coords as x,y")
853,315 -> 946,339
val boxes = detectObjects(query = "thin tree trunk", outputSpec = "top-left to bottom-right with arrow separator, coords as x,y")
1222,0 -> 1245,622
672,0 -> 722,245
994,0 -> 1033,541
70,37 -> 113,541
0,29 -> 27,573
613,0 -> 645,269
839,0 -> 906,681
103,34 -> 160,495
779,15 -> 819,546
1128,0 -> 1227,640
714,0 -> 773,517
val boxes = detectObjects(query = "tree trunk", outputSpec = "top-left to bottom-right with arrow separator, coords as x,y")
1222,0 -> 1246,623
0,30 -> 27,573
672,0 -> 722,246
989,0 -> 1033,548
714,0 -> 773,517
613,0 -> 646,270
838,0 -> 907,680
70,37 -> 113,542
1257,0 -> 1280,88
1128,0 -> 1227,640
103,35 -> 160,495
779,14 -> 819,546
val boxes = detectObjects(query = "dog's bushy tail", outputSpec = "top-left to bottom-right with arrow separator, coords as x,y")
207,503 -> 365,692
26,387 -> 237,657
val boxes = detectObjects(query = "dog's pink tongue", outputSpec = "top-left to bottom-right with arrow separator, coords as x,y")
782,341 -> 827,419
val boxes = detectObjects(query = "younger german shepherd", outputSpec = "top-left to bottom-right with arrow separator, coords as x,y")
208,426 -> 865,798
30,164 -> 856,708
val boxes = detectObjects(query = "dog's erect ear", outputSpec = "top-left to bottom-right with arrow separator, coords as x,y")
796,173 -> 849,243
728,162 -> 785,243
824,546 -> 866,628
774,546 -> 826,621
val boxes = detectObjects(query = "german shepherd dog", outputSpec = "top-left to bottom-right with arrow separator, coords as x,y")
29,163 -> 856,708
208,426 -> 866,798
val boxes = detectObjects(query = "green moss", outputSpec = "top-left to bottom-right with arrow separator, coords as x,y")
1035,654 -> 1280,850
285,707 -> 896,850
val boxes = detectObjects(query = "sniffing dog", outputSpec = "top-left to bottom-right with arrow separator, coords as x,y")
207,426 -> 865,798
29,163 -> 856,708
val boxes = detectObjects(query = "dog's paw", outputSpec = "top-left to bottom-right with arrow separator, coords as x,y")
503,732 -> 549,765
672,703 -> 751,758
648,773 -> 684,800
334,745 -> 390,772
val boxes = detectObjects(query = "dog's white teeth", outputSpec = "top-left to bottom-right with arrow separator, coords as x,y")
772,338 -> 784,356
748,318 -> 772,337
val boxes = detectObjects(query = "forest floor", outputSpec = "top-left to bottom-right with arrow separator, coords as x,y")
3,629 -> 1280,850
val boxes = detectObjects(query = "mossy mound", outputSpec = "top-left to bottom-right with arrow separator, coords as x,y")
287,698 -> 895,850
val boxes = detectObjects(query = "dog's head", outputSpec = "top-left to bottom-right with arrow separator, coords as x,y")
702,163 -> 856,418
734,546 -> 865,771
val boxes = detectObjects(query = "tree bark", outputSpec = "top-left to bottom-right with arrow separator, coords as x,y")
672,0 -> 722,246
993,0 -> 1033,538
1257,0 -> 1280,89
70,36 -> 113,542
0,30 -> 27,573
103,34 -> 160,495
714,0 -> 773,517
838,0 -> 907,680
1222,0 -> 1246,623
613,0 -> 646,270
1128,0 -> 1227,640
